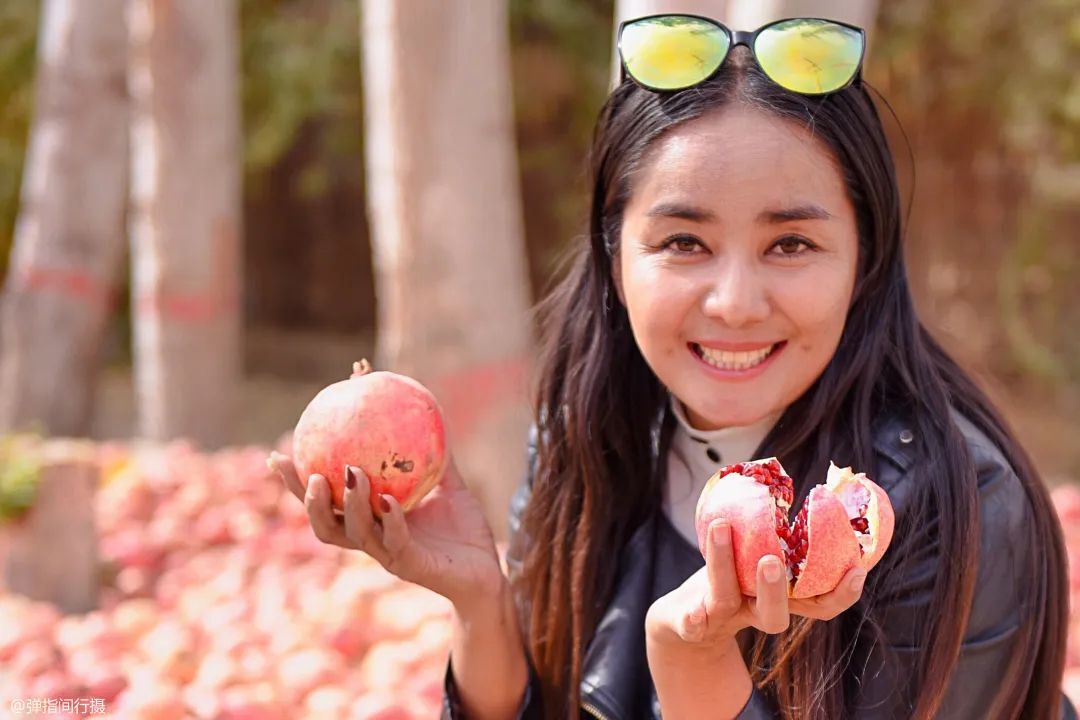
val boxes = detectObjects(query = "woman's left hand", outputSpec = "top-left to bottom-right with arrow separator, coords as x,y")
645,519 -> 867,651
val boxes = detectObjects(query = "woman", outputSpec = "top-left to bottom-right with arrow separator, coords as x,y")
269,15 -> 1074,720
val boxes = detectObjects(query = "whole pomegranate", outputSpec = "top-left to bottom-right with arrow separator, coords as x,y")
292,359 -> 447,517
694,458 -> 894,598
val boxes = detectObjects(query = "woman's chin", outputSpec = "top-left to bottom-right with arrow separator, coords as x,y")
682,400 -> 780,432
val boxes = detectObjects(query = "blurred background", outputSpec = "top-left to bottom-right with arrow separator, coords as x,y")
0,0 -> 1077,718
1,0 -> 1077,475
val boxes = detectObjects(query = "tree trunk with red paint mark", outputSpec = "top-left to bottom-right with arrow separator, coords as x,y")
0,0 -> 129,437
127,0 -> 243,448
360,0 -> 533,539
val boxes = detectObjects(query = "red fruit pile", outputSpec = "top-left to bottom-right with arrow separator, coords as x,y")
0,439 -> 461,719
694,458 -> 895,598
292,360 -> 447,518
1051,485 -> 1080,711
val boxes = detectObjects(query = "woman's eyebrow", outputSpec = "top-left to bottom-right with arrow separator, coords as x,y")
757,204 -> 833,223
644,202 -> 833,224
645,202 -> 716,223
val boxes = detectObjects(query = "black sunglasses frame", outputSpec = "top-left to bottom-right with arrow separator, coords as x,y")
616,14 -> 867,95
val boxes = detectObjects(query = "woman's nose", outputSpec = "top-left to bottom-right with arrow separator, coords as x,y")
700,259 -> 771,328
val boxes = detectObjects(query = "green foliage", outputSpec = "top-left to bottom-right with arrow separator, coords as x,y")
0,1 -> 40,284
0,435 -> 42,523
873,0 -> 1079,163
509,0 -> 614,278
871,0 -> 1079,386
239,0 -> 362,198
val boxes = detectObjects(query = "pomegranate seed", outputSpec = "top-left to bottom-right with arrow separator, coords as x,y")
782,505 -> 810,577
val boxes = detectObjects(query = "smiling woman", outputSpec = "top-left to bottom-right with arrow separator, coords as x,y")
614,106 -> 858,430
446,24 -> 1073,720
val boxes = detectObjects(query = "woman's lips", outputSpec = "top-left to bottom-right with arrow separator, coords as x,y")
689,340 -> 787,378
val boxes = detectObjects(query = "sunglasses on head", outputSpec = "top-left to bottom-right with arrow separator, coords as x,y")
617,15 -> 866,95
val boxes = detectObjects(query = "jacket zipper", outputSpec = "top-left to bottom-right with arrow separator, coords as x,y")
580,701 -> 612,720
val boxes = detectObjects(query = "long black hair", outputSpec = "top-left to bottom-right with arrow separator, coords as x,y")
517,47 -> 1067,719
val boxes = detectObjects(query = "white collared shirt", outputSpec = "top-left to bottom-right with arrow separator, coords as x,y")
663,393 -> 782,547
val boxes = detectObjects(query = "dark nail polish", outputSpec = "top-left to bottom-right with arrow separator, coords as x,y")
345,466 -> 356,489
379,495 -> 391,514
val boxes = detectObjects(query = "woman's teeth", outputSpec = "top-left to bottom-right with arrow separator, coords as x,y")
695,343 -> 776,370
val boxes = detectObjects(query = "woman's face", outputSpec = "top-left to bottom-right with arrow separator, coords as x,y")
615,105 -> 859,430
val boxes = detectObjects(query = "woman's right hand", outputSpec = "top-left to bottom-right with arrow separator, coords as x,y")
268,452 -> 505,608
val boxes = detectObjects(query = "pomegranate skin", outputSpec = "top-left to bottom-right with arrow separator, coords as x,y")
694,467 -> 788,598
694,458 -> 895,598
825,463 -> 895,572
790,486 -> 860,598
292,360 -> 447,518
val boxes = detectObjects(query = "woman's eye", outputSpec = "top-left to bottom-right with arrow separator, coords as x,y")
662,235 -> 702,254
771,235 -> 816,256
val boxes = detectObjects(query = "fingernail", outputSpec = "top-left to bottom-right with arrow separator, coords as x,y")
764,558 -> 783,582
345,466 -> 357,490
711,521 -> 729,546
379,494 -> 392,514
265,456 -> 277,472
850,570 -> 867,591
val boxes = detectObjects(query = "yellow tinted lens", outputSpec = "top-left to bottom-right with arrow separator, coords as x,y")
621,16 -> 730,91
754,19 -> 863,94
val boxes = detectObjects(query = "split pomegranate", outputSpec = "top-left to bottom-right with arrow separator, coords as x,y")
694,458 -> 895,598
292,359 -> 447,518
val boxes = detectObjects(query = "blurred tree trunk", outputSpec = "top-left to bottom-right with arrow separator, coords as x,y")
127,0 -> 243,449
0,0 -> 129,437
722,0 -> 878,32
360,0 -> 533,538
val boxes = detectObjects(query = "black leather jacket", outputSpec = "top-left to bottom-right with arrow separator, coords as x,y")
443,406 -> 1078,719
